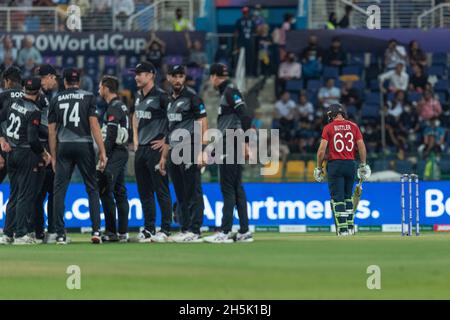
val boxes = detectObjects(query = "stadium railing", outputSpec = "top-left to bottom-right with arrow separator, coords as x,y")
0,6 -> 59,32
308,0 -> 435,29
418,3 -> 450,29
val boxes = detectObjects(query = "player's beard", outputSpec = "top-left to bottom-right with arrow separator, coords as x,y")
172,83 -> 184,94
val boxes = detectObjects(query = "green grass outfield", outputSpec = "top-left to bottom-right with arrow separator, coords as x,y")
0,232 -> 449,299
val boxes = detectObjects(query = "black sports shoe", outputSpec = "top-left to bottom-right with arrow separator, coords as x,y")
137,229 -> 154,243
56,235 -> 67,245
101,231 -> 119,242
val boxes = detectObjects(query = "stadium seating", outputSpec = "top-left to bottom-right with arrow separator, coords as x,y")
286,160 -> 305,180
323,66 -> 339,79
263,162 -> 283,180
285,80 -> 303,92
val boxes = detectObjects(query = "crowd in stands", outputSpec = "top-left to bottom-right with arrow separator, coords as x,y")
272,35 -> 450,165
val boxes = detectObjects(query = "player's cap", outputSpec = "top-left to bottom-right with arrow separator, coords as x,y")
167,64 -> 186,76
2,66 -> 22,81
327,103 -> 347,119
23,76 -> 41,91
38,64 -> 57,77
133,61 -> 156,74
209,63 -> 229,77
63,68 -> 81,82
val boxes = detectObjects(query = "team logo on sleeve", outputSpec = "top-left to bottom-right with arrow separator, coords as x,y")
233,94 -> 243,104
199,103 -> 206,114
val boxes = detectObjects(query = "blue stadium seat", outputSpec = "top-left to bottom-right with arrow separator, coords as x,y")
352,80 -> 365,90
187,67 -> 203,80
285,80 -> 303,92
417,160 -> 426,179
432,53 -> 448,66
439,160 -> 450,173
369,79 -> 380,91
395,160 -> 413,174
290,93 -> 299,103
342,65 -> 362,76
373,159 -> 390,171
407,92 -> 422,103
436,92 -> 447,104
361,104 -> 380,119
428,65 -> 445,78
346,105 -> 357,118
85,56 -> 99,68
63,56 -> 77,67
127,55 -> 139,67
387,92 -> 395,101
164,55 -> 184,65
365,92 -> 381,104
86,68 -> 98,82
306,90 -> 317,105
369,53 -> 380,66
434,79 -> 449,92
104,66 -> 116,75
306,79 -> 321,91
349,53 -> 365,66
323,66 -> 339,79
25,16 -> 40,32
122,71 -> 137,91
43,56 -> 58,66
104,56 -> 119,67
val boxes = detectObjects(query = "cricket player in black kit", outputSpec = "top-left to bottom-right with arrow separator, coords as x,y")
32,64 -> 59,243
0,67 -> 24,184
132,62 -> 172,243
204,63 -> 254,243
159,65 -> 208,243
98,76 -> 130,243
0,77 -> 52,245
48,68 -> 107,245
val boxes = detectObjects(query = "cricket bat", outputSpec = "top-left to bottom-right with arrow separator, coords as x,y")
352,178 -> 363,214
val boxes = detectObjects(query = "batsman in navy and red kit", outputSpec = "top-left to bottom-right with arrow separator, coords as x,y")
315,104 -> 371,236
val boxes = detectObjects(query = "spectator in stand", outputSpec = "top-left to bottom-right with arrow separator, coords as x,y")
17,36 -> 42,66
273,91 -> 296,144
325,12 -> 338,29
0,36 -> 18,62
378,62 -> 409,93
70,0 -> 90,16
399,103 -> 421,148
385,90 -> 410,159
361,121 -> 382,154
338,5 -> 353,28
341,80 -> 362,110
173,7 -> 193,31
408,40 -> 427,68
295,92 -> 317,153
234,6 -> 257,77
417,88 -> 442,121
276,13 -> 295,62
300,35 -> 324,63
144,32 -> 166,70
302,49 -> 322,80
113,0 -> 135,31
185,32 -> 207,69
22,57 -> 37,78
323,37 -> 346,67
253,4 -> 267,32
214,40 -> 231,66
277,52 -> 301,96
257,24 -> 272,78
318,77 -> 341,109
409,64 -> 428,93
80,69 -> 94,92
384,39 -> 408,70
0,55 -> 20,76
91,0 -> 113,31
419,117 -> 446,159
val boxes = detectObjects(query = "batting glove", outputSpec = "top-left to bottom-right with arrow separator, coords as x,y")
357,163 -> 371,181
314,167 -> 324,182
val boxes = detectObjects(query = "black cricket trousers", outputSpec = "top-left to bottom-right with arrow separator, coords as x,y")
168,149 -> 204,235
4,148 -> 40,238
135,146 -> 172,233
52,142 -> 101,236
327,160 -> 356,213
34,163 -> 55,236
98,147 -> 129,235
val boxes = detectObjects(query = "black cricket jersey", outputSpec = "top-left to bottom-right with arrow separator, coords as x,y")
134,86 -> 170,146
0,87 -> 24,135
36,91 -> 50,143
104,97 -> 129,156
167,86 -> 207,147
0,96 -> 44,154
217,80 -> 250,133
48,88 -> 97,143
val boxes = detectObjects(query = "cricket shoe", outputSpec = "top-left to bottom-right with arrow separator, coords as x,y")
235,231 -> 254,243
204,232 -> 234,244
338,231 -> 349,237
101,232 -> 119,243
28,232 -> 44,244
173,232 -> 204,243
136,229 -> 155,243
167,231 -> 186,243
13,235 -> 37,245
45,233 -> 58,244
0,235 -> 14,245
56,235 -> 67,245
118,233 -> 129,243
152,231 -> 170,243
91,231 -> 102,244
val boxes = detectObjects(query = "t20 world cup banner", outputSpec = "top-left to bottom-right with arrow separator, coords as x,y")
0,182 -> 449,230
